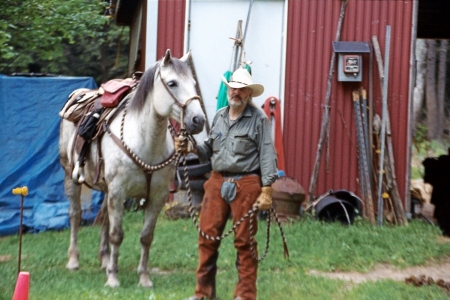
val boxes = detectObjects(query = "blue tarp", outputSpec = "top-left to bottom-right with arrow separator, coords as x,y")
0,75 -> 103,236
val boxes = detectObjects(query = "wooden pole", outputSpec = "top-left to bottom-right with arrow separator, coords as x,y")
376,26 -> 391,226
187,54 -> 210,134
372,31 -> 408,226
232,21 -> 243,71
308,0 -> 349,202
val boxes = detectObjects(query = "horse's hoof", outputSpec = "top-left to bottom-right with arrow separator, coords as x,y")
66,261 -> 80,271
138,277 -> 153,288
105,277 -> 120,288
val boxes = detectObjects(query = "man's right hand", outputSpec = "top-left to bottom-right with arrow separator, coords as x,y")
254,186 -> 274,211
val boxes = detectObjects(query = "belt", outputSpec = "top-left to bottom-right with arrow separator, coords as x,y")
219,170 -> 260,178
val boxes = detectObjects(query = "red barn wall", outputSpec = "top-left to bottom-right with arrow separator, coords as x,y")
153,0 -> 414,207
284,0 -> 413,203
156,0 -> 186,59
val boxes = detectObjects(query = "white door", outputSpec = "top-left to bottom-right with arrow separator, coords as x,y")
185,0 -> 286,142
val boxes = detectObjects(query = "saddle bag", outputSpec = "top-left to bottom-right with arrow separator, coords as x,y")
78,107 -> 105,141
100,78 -> 135,108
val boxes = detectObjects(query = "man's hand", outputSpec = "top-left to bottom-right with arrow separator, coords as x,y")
254,186 -> 274,210
175,136 -> 194,155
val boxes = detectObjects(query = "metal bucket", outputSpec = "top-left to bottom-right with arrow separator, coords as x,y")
271,177 -> 305,218
313,190 -> 362,225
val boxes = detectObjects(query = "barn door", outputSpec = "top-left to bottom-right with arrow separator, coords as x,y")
185,0 -> 286,141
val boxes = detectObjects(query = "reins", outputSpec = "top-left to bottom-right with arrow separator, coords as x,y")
176,135 -> 290,261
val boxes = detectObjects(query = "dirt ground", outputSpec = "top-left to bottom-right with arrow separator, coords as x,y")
308,236 -> 450,284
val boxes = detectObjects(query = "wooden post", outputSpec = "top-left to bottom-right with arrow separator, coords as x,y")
308,0 -> 349,203
372,33 -> 408,226
187,54 -> 210,134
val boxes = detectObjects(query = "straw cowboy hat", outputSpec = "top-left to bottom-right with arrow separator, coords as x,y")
222,68 -> 264,97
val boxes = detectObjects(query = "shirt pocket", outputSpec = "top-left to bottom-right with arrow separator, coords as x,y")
232,134 -> 256,155
210,132 -> 221,152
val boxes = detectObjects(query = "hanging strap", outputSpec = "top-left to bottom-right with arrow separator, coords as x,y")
262,97 -> 286,171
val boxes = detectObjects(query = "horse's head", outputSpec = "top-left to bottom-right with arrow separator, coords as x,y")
149,49 -> 206,135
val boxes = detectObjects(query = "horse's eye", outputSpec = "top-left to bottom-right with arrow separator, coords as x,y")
167,81 -> 177,88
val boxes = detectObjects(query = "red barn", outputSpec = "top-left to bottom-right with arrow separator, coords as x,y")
112,0 -> 449,219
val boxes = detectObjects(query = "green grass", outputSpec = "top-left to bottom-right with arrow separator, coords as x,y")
1,212 -> 449,299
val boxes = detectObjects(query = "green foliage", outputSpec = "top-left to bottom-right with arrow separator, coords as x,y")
411,124 -> 450,179
0,0 -> 129,84
1,212 -> 449,299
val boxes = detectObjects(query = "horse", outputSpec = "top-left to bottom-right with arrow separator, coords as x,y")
59,49 -> 205,287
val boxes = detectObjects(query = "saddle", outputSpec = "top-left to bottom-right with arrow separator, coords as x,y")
60,75 -> 141,184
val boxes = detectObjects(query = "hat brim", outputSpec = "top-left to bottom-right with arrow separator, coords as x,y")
221,76 -> 264,97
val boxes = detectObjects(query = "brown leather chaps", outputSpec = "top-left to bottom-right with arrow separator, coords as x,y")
194,171 -> 261,300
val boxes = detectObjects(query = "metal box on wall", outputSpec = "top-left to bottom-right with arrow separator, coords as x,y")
333,41 -> 370,82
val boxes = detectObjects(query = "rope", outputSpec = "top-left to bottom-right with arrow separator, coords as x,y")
177,142 -> 289,261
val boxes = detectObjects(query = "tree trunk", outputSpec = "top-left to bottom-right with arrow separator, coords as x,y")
426,39 -> 439,140
413,39 -> 427,133
437,40 -> 448,139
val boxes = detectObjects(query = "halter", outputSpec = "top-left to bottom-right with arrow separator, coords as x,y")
156,67 -> 201,130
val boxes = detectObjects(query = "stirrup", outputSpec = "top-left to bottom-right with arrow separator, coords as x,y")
72,161 -> 80,181
78,166 -> 85,183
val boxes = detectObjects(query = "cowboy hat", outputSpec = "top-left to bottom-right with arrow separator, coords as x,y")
221,68 -> 264,97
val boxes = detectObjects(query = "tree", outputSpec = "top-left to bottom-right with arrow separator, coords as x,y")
414,39 -> 449,142
413,39 -> 427,131
426,40 -> 439,139
0,0 -> 129,84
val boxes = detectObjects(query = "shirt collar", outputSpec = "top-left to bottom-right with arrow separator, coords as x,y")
220,103 -> 253,119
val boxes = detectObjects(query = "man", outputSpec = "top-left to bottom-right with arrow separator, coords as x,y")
177,67 -> 278,300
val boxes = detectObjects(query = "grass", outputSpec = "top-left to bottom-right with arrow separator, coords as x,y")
1,211 -> 450,299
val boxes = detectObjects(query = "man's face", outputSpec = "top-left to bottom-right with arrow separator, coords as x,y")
228,87 -> 252,108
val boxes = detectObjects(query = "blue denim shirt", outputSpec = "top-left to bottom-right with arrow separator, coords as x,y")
197,103 -> 278,186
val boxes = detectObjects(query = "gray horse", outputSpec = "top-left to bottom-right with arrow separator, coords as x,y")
59,50 -> 205,287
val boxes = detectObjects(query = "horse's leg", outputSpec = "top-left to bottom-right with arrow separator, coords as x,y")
65,176 -> 82,270
97,194 -> 110,270
105,191 -> 125,288
137,192 -> 168,288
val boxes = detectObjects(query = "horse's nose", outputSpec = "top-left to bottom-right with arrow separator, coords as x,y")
188,114 -> 205,134
193,116 -> 205,127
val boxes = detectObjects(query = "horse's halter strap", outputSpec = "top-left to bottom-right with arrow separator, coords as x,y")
156,67 -> 201,130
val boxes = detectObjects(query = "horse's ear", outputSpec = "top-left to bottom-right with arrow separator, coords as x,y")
180,50 -> 191,63
162,49 -> 171,66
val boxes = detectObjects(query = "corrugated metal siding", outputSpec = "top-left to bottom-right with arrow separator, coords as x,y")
157,0 -> 186,59
284,0 -> 413,202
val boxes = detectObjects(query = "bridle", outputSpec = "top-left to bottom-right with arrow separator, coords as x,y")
157,68 -> 201,131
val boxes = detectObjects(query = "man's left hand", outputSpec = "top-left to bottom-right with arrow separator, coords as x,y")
175,136 -> 194,155
254,186 -> 274,210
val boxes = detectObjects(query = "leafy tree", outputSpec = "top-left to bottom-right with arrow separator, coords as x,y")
0,0 -> 129,84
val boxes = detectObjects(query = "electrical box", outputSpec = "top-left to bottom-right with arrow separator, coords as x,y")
332,41 -> 370,82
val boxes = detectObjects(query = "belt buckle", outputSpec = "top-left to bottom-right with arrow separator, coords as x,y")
226,177 -> 235,183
